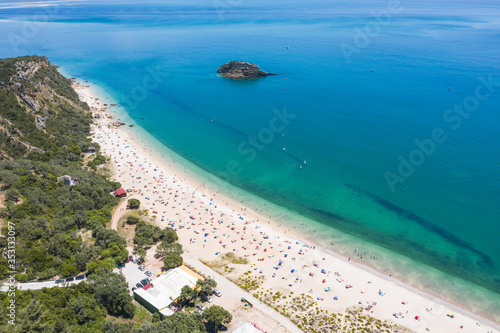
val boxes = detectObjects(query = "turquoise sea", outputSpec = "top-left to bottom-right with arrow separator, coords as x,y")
1,0 -> 499,322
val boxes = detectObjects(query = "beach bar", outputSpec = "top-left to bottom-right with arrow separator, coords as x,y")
133,265 -> 202,317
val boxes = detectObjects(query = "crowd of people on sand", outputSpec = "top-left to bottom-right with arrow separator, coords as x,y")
75,82 -> 499,333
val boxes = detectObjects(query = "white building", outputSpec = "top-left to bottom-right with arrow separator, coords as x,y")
133,265 -> 203,316
232,322 -> 262,333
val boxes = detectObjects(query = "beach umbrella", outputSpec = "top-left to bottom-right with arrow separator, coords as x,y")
291,269 -> 296,273
415,316 -> 419,320
322,279 -> 326,283
333,296 -> 338,300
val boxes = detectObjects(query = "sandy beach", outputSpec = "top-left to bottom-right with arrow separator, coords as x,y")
74,80 -> 499,333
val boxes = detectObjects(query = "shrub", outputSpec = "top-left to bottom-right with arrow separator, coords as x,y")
127,198 -> 140,209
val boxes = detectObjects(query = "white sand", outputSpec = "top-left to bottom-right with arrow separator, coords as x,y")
74,80 -> 499,333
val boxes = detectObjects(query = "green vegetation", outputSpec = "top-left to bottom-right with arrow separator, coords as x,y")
127,198 -> 141,209
126,215 -> 140,224
161,242 -> 184,270
163,250 -> 183,270
129,216 -> 182,269
87,270 -> 135,318
0,270 -> 138,332
197,278 -> 217,296
179,285 -> 198,304
134,220 -> 164,246
202,305 -> 232,333
0,56 -> 126,281
0,56 -> 135,330
0,56 -> 92,162
0,55 -> 234,333
178,278 -> 217,308
87,153 -> 108,170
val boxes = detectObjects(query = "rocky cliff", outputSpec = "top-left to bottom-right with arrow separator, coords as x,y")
217,61 -> 276,79
0,55 -> 92,160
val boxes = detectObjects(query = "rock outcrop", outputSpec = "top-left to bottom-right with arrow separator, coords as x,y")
217,61 -> 276,79
14,58 -> 47,80
36,115 -> 47,128
20,92 -> 40,111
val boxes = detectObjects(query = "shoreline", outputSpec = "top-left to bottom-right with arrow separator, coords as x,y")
73,79 -> 500,332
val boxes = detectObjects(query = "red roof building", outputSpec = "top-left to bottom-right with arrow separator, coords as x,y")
114,187 -> 127,198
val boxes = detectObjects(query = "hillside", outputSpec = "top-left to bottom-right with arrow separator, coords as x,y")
0,56 -> 224,333
0,56 -> 93,161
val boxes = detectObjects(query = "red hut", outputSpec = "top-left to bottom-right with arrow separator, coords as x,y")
114,187 -> 127,198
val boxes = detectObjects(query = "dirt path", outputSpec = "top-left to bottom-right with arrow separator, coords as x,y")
109,199 -> 129,230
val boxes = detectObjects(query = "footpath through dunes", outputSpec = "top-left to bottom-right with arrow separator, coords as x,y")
109,199 -> 129,231
80,80 -> 500,333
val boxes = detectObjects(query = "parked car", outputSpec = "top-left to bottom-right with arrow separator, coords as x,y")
65,277 -> 74,282
138,266 -> 145,271
117,263 -> 125,269
132,287 -> 137,291
219,324 -> 228,331
136,283 -> 143,289
145,270 -> 152,277
129,255 -> 134,261
204,295 -> 212,303
194,309 -> 203,315
141,279 -> 149,286
146,277 -> 152,282
75,275 -> 85,280
125,258 -> 130,263
196,304 -> 205,311
55,279 -> 65,284
213,289 -> 221,297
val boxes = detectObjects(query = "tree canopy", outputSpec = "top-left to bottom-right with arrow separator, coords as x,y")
127,198 -> 141,209
203,305 -> 232,333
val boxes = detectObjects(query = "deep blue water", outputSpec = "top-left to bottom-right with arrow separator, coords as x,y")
1,0 -> 499,319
